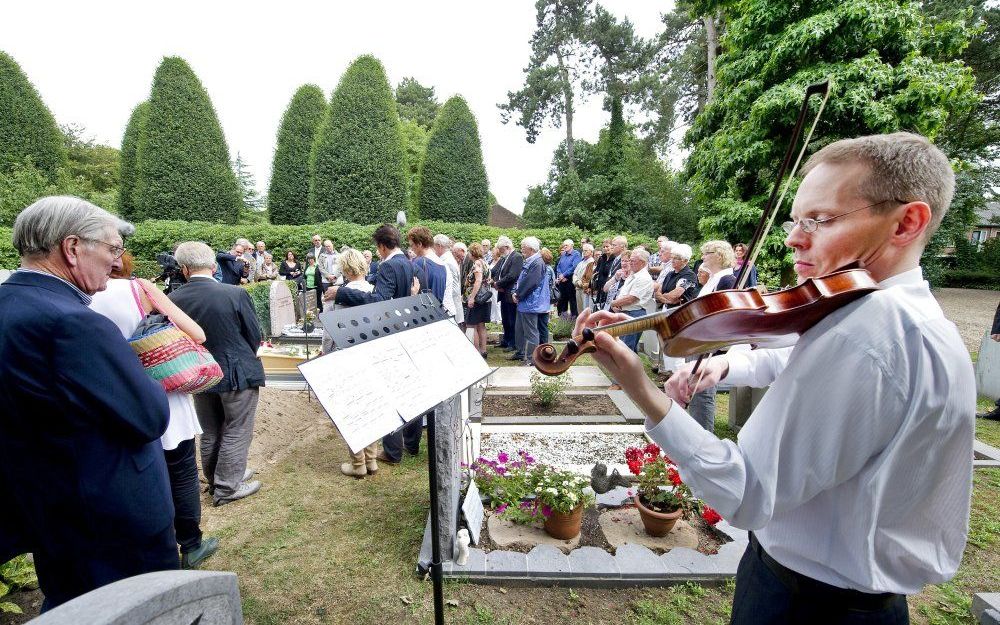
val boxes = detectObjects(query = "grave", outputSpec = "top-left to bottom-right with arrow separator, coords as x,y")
268,280 -> 296,334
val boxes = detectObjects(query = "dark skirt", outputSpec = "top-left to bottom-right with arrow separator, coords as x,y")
466,300 -> 491,325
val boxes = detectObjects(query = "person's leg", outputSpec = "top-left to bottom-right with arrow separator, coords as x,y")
568,283 -> 579,316
537,311 -> 549,345
523,313 -> 541,363
315,282 -> 325,312
192,394 -> 224,489
728,542 -> 795,625
476,323 -> 488,353
620,309 -> 644,352
688,385 -> 718,432
164,438 -> 203,554
212,388 -> 259,499
381,430 -> 404,463
402,413 -> 424,455
502,301 -> 517,348
575,287 -> 584,316
556,283 -> 568,316
514,311 -> 527,359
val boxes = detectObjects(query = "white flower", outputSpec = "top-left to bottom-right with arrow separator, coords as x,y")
562,480 -> 569,486
547,487 -> 558,495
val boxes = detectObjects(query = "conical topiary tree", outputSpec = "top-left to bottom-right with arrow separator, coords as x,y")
0,50 -> 66,180
117,101 -> 148,221
134,56 -> 241,223
417,95 -> 490,224
309,55 -> 407,224
268,85 -> 327,225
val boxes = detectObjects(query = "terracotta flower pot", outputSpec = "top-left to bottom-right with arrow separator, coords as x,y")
634,495 -> 682,537
543,505 -> 584,540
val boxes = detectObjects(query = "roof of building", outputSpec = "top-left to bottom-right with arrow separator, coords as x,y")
488,203 -> 525,229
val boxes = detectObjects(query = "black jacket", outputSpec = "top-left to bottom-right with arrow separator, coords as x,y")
169,277 -> 265,392
216,252 -> 245,285
336,251 -> 414,306
661,266 -> 699,306
493,251 -> 523,304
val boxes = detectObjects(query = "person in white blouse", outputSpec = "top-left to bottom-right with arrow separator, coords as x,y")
569,132 -> 975,624
607,248 -> 654,353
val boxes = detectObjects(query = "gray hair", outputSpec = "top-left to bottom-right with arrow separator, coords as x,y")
453,241 -> 467,252
433,234 -> 452,248
582,243 -> 594,253
801,131 -> 954,237
521,236 -> 541,252
562,239 -> 574,247
631,248 -> 650,265
174,241 -> 217,271
672,243 -> 693,260
236,238 -> 252,248
496,235 -> 513,248
13,196 -> 134,258
612,235 -> 628,247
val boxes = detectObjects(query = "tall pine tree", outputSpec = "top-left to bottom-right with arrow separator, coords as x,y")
0,50 -> 66,181
268,84 -> 327,224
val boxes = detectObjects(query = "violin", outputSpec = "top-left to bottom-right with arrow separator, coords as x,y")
532,79 -> 882,377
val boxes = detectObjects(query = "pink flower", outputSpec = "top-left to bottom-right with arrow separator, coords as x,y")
541,504 -> 553,518
496,503 -> 508,514
497,452 -> 509,463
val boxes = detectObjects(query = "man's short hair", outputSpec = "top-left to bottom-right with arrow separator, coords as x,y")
582,243 -> 594,252
407,226 -> 434,248
256,241 -> 265,247
13,196 -> 134,258
236,238 -> 252,248
612,235 -> 628,247
433,234 -> 452,248
453,241 -> 467,252
562,239 -> 574,247
372,224 -> 401,250
801,131 -> 954,237
481,239 -> 491,247
521,236 -> 541,252
631,248 -> 650,265
175,241 -> 216,271
671,243 -> 693,260
496,235 -> 513,248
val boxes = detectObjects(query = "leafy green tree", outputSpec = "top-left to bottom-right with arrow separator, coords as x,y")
268,84 -> 327,225
500,0 -> 591,171
0,51 -> 66,181
117,101 -> 148,221
61,124 -> 119,192
684,0 -> 978,279
396,77 -> 440,130
134,56 -> 241,223
400,118 -> 428,218
233,152 -> 264,211
417,95 -> 491,223
310,55 -> 407,224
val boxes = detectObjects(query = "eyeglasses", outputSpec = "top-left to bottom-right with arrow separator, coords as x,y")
80,237 -> 126,259
782,198 -> 906,235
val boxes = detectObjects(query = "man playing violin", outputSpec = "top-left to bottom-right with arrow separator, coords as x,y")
576,132 -> 975,624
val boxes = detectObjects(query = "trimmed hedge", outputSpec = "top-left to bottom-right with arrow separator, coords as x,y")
940,269 -> 1000,290
417,95 -> 490,223
309,55 -> 407,224
117,101 -> 148,221
134,57 -> 241,224
0,51 -> 66,180
268,85 -> 327,225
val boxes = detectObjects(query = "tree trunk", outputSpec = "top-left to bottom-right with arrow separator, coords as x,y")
704,11 -> 719,104
556,47 -> 576,172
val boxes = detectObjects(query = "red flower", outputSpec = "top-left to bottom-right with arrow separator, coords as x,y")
624,447 -> 643,462
627,459 -> 643,475
643,442 -> 661,457
701,506 -> 722,525
667,467 -> 682,486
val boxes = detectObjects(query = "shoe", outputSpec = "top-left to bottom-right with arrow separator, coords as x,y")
405,448 -> 420,457
181,537 -> 219,569
375,451 -> 401,465
213,480 -> 261,507
508,353 -> 523,361
242,467 -> 255,481
503,346 -> 516,352
341,462 -> 367,479
652,366 -> 659,374
608,384 -> 622,391
481,351 -> 489,359
366,460 -> 378,475
978,405 -> 1000,421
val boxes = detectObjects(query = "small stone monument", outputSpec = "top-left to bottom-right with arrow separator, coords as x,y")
269,281 -> 296,336
977,331 -> 1000,400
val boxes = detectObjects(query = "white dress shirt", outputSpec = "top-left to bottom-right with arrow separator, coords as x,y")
646,267 -> 975,594
616,267 -> 654,311
441,251 -> 464,323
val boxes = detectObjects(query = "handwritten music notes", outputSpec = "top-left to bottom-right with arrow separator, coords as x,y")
298,320 -> 492,454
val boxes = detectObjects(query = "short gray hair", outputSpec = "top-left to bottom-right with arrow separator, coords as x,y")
174,241 -> 217,271
433,234 -> 452,248
562,239 -> 574,247
236,238 -> 252,248
521,236 -> 541,252
13,196 -> 134,258
496,235 -> 513,248
672,243 -> 693,260
801,131 -> 954,237
582,243 -> 594,253
631,248 -> 650,265
453,241 -> 467,252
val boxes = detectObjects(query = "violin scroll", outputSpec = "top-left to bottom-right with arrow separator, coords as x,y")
532,335 -> 597,376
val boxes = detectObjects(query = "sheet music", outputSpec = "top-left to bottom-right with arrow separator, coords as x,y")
425,321 -> 492,391
367,338 -> 442,422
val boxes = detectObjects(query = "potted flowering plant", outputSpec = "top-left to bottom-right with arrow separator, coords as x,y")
468,450 -> 540,524
531,465 -> 595,540
625,443 -> 722,536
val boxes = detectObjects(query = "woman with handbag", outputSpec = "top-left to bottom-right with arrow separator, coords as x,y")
464,243 -> 492,358
89,253 -> 220,570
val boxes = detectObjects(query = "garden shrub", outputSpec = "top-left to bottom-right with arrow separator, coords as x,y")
940,269 -> 1000,290
268,85 -> 327,225
116,101 -> 148,221
1,554 -> 38,615
309,55 -> 407,225
0,51 -> 66,181
417,96 -> 490,224
548,315 -> 575,340
134,56 -> 241,224
530,371 -> 570,407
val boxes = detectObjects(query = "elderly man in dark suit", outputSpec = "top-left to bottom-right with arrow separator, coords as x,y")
491,235 -> 522,350
0,196 -> 177,611
327,224 -> 421,463
170,241 -> 265,507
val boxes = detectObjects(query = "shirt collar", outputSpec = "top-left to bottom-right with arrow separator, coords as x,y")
16,268 -> 93,304
189,274 -> 216,281
878,266 -> 924,289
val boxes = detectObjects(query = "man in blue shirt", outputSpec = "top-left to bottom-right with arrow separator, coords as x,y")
555,239 -> 582,318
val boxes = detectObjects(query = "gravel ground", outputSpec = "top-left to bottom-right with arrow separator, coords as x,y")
480,432 -> 647,469
933,287 -> 999,353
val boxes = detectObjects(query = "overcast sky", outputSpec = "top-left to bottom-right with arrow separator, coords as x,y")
2,1 -> 673,214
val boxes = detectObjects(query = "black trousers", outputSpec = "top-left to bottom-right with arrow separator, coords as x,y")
315,282 -> 327,312
556,280 -> 577,316
500,300 -> 517,347
382,414 -> 424,461
163,438 -> 203,554
730,534 -> 909,625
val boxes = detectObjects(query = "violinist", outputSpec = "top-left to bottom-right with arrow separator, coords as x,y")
575,132 -> 975,625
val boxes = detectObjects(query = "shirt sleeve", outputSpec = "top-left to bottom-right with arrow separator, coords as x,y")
647,330 -> 906,530
724,346 -> 793,388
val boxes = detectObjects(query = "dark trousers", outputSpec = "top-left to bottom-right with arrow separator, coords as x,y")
730,534 -> 909,625
164,438 -> 203,554
382,413 -> 424,462
315,282 -> 327,312
537,310 -> 550,345
620,309 -> 645,352
556,280 -> 578,316
193,388 -> 259,500
500,299 -> 516,348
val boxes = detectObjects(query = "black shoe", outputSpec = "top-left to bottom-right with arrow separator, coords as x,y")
978,406 -> 1000,421
181,536 -> 219,569
376,451 -> 401,465
508,353 -> 523,361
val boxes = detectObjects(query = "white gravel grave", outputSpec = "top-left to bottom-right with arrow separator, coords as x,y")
479,431 -> 647,470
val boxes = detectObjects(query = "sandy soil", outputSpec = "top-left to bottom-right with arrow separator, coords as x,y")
932,287 -> 999,353
241,387 -> 332,471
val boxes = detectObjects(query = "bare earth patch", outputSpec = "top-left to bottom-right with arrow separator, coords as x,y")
483,394 -> 622,417
932,287 -> 999,353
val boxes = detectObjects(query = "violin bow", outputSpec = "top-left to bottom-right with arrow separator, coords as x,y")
687,78 -> 832,392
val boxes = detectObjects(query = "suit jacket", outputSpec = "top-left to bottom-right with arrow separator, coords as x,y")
216,251 -> 244,285
169,277 -> 265,392
0,271 -> 173,579
336,251 -> 414,306
494,251 -> 523,304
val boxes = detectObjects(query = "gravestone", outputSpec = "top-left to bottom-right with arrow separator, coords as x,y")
976,331 -> 1000,401
728,386 -> 767,431
269,281 -> 295,335
28,570 -> 243,625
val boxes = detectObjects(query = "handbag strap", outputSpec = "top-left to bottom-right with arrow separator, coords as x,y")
129,279 -> 146,316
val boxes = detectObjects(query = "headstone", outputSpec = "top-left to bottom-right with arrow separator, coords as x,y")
27,570 -> 243,625
976,331 -> 1000,401
434,395 -> 464,560
269,281 -> 295,336
461,479 -> 485,545
728,385 -> 768,431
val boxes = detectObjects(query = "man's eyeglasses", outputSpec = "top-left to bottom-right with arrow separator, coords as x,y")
782,198 -> 906,235
81,238 -> 126,259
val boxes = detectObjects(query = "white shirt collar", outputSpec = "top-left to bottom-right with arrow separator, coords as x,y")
877,266 -> 923,289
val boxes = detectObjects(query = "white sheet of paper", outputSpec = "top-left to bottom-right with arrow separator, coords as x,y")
462,479 -> 485,545
367,338 -> 442,422
424,321 -> 492,392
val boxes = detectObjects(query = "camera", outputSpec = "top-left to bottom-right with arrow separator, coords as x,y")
155,252 -> 186,294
